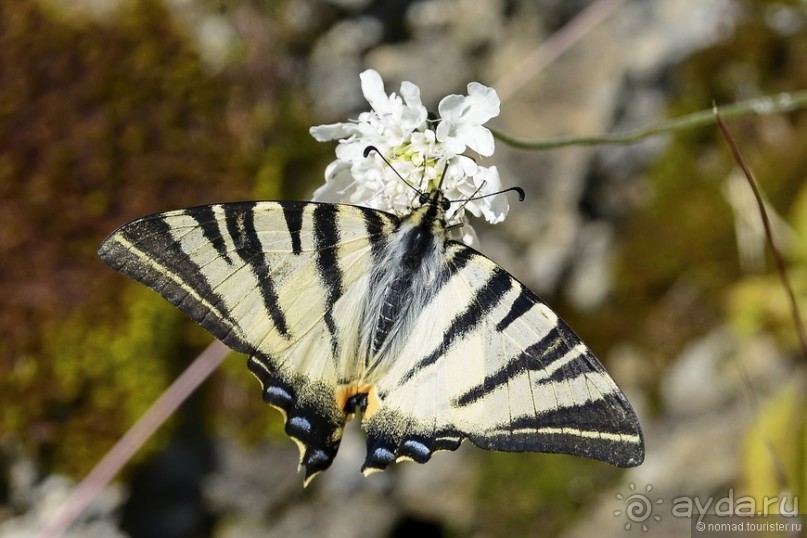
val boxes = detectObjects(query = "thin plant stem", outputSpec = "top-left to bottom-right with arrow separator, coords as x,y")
715,106 -> 807,506
714,106 -> 807,361
492,90 -> 807,150
36,340 -> 231,538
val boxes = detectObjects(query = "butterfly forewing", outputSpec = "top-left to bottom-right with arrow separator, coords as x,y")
98,201 -> 398,482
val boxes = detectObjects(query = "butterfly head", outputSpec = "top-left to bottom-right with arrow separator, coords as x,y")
418,189 -> 452,213
403,189 -> 453,234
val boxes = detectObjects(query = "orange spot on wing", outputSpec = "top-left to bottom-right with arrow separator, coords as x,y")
334,383 -> 381,420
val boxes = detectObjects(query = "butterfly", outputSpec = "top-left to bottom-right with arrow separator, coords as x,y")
98,187 -> 644,485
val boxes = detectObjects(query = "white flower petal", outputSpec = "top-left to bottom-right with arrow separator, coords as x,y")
470,165 -> 509,224
436,84 -> 499,156
312,160 -> 355,202
400,81 -> 427,131
458,125 -> 495,156
448,223 -> 479,248
435,122 -> 467,155
436,94 -> 467,125
309,122 -> 359,142
434,119 -> 450,145
465,82 -> 500,124
400,81 -> 420,106
360,69 -> 390,113
334,138 -> 380,162
455,154 -> 480,176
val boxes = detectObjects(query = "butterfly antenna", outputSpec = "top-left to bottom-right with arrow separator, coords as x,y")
448,186 -> 526,217
363,146 -> 422,196
451,179 -> 488,217
460,186 -> 526,203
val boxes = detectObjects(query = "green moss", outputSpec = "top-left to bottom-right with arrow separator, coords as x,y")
0,0 -> 249,359
3,286 -> 180,475
0,0 -> 326,474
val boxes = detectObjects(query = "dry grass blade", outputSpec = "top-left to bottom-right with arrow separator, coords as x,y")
36,340 -> 231,538
494,0 -> 627,102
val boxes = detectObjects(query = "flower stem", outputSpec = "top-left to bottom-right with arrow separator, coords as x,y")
492,90 -> 807,150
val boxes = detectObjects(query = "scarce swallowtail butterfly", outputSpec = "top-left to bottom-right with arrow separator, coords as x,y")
98,183 -> 644,485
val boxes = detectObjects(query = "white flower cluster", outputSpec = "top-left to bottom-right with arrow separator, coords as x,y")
309,69 -> 507,246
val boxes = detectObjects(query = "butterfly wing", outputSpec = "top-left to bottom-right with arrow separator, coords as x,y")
98,201 -> 397,483
362,242 -> 644,473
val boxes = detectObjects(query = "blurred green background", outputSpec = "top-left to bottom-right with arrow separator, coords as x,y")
1,0 -> 805,537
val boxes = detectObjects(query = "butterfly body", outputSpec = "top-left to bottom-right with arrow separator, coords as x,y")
361,190 -> 449,378
99,191 -> 644,484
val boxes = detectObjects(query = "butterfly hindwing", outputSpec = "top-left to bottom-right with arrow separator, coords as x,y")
98,201 -> 397,482
362,242 -> 643,472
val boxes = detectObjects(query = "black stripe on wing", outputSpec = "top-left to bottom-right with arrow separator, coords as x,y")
511,392 -> 638,436
282,205 -> 304,255
453,324 -> 572,406
223,203 -> 292,340
192,205 -> 233,265
495,286 -> 533,332
362,208 -> 392,259
399,261 -> 513,385
313,204 -> 344,361
98,213 -> 253,355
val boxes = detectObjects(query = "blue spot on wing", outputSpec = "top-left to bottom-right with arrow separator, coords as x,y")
264,385 -> 293,407
402,439 -> 431,462
289,416 -> 312,434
